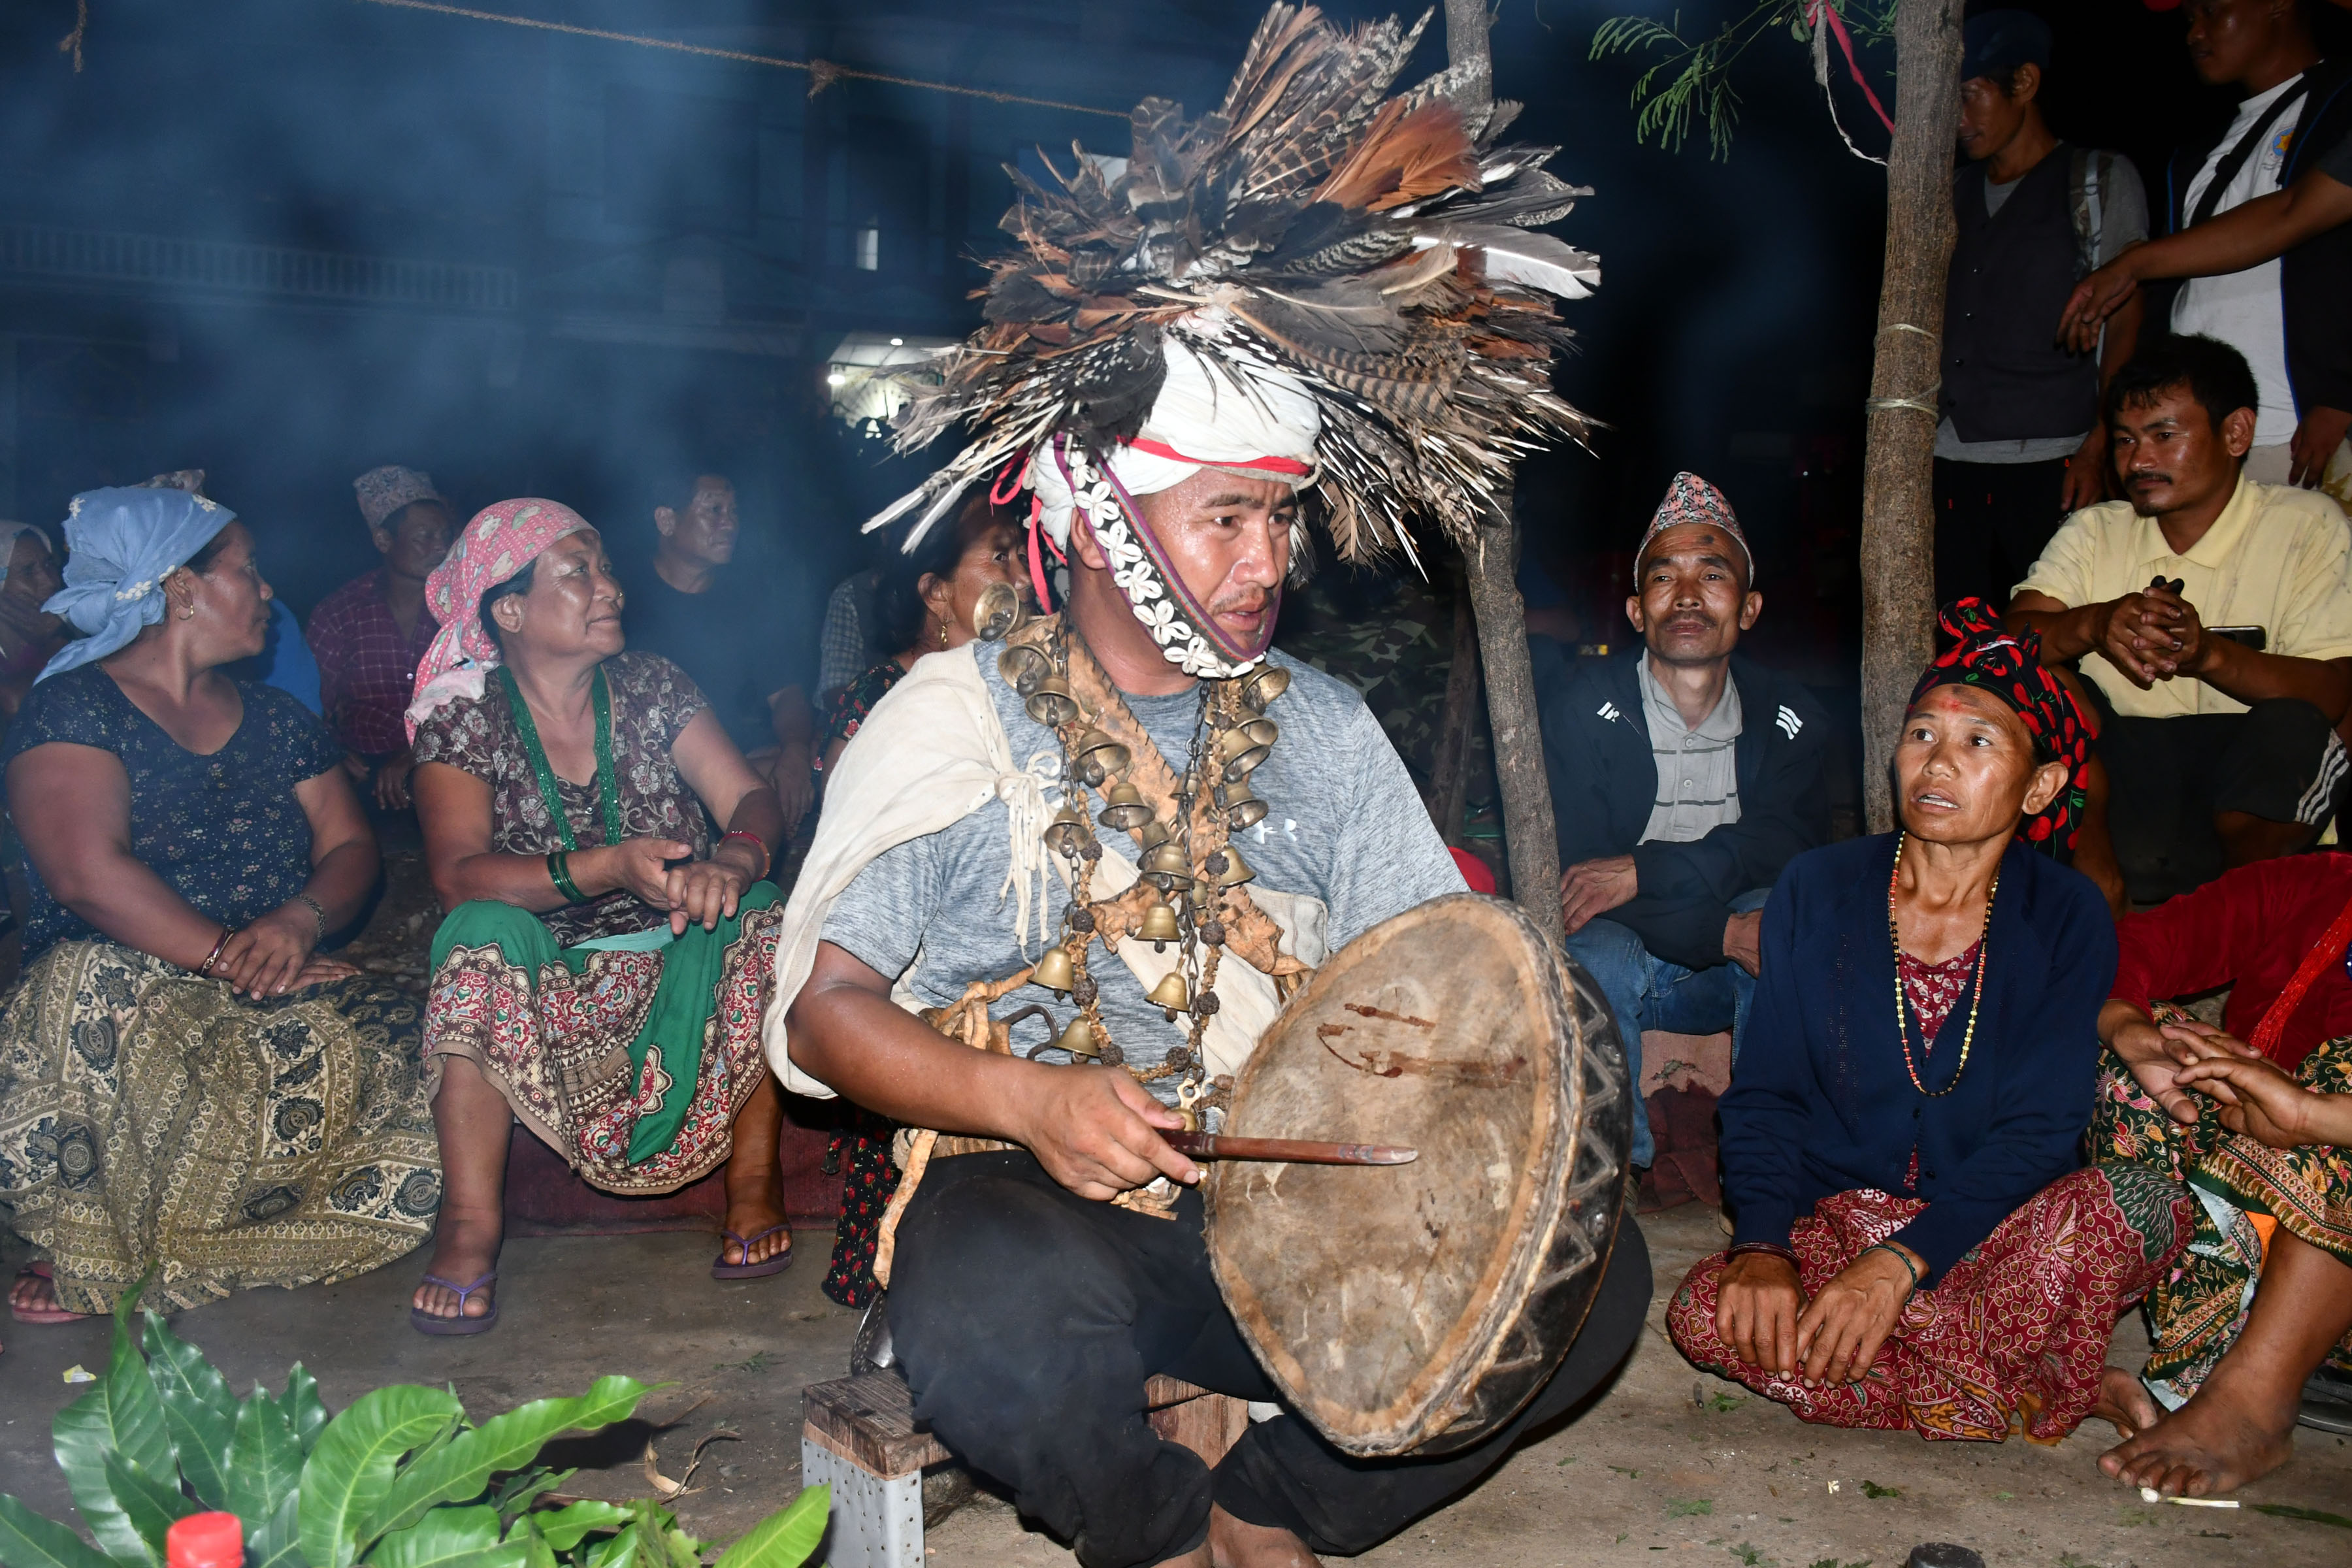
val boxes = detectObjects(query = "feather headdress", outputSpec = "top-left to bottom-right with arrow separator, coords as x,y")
869,5 -> 1597,676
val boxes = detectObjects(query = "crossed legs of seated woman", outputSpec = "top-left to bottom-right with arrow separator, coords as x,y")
399,504 -> 791,1331
2089,1019 -> 2352,1494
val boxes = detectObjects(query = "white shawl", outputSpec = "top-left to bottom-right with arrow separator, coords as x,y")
761,644 -> 1324,1097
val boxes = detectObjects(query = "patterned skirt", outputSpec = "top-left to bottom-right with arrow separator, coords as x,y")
822,1109 -> 901,1308
0,939 -> 441,1315
422,890 -> 783,1193
1667,1164 -> 2192,1441
2089,1038 -> 2352,1406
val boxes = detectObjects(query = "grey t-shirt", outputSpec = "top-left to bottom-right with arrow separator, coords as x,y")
819,641 -> 1465,1101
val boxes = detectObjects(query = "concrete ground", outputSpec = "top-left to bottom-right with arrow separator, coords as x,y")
6,1204 -> 2347,1565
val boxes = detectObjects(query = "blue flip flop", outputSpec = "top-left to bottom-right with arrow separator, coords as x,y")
410,1271 -> 498,1335
711,1225 -> 792,1280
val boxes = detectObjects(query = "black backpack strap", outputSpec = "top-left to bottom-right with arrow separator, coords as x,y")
2189,82 -> 2308,229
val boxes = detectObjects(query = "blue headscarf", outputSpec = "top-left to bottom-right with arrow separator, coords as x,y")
38,486 -> 234,682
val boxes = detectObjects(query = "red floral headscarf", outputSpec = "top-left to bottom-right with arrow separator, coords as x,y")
404,498 -> 589,740
1908,597 -> 2092,851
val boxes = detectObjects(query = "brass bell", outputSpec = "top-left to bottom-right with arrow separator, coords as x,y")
1215,719 -> 1277,781
1210,845 -> 1256,888
1136,817 -> 1171,851
1071,728 -> 1132,774
1098,781 -> 1154,831
1222,779 -> 1268,829
998,643 -> 1051,694
1136,900 -> 1182,946
1032,945 -> 1076,995
1042,803 -> 1091,858
1239,663 -> 1290,713
971,580 -> 1026,642
1053,1015 -> 1099,1060
1141,841 -> 1194,887
1025,675 -> 1081,728
1147,972 -> 1192,1013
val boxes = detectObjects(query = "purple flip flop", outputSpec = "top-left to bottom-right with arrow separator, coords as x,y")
410,1271 -> 498,1335
712,1225 -> 792,1280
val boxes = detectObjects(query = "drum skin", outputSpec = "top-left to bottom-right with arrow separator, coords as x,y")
1205,892 -> 1631,1457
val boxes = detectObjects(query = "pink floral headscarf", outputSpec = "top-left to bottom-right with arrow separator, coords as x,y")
404,498 -> 588,740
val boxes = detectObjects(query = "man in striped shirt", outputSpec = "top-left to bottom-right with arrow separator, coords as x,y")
1539,474 -> 1832,1171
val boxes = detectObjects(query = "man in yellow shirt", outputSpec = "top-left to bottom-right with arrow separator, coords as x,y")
2010,333 -> 2352,903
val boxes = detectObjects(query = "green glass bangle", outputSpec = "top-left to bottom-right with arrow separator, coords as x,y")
547,851 -> 588,905
1863,1242 -> 1921,1292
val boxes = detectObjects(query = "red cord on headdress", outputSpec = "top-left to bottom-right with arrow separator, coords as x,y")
989,454 -> 1027,507
1026,510 -> 1053,611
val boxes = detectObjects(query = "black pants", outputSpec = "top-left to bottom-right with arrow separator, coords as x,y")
887,1151 -> 1652,1568
1932,455 -> 2074,612
2089,695 -> 2347,904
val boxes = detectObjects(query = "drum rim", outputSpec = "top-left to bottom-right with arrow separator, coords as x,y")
1207,891 -> 1582,1455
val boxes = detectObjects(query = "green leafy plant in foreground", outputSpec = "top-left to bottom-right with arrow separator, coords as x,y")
0,1293 -> 828,1568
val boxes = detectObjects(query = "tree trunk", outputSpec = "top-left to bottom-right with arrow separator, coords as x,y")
1426,567 -> 1482,846
1445,0 -> 1567,946
1461,508 -> 1562,935
1857,0 -> 1965,830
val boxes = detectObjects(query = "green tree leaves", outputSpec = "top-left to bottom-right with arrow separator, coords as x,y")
298,1388 -> 466,1568
711,1488 -> 826,1568
0,1307 -> 824,1568
367,1381 -> 649,1543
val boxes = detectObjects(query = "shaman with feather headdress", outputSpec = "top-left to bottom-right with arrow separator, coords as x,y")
767,16 -> 1633,1560
870,1 -> 1599,676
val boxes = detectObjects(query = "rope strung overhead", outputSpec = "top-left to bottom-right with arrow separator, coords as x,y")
349,0 -> 1131,119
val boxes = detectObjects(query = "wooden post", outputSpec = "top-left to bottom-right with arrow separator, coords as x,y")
1857,0 -> 1965,830
1426,567 -> 1482,846
1445,0 -> 1566,945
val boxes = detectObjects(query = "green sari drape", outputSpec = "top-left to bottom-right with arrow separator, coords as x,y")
423,884 -> 784,1192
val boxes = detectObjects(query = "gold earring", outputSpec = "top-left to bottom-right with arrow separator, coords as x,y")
938,618 -> 949,649
176,602 -> 195,621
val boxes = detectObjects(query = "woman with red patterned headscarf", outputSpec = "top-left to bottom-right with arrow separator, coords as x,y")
1667,599 -> 2197,1444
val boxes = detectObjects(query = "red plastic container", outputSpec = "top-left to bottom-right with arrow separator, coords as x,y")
166,1513 -> 244,1568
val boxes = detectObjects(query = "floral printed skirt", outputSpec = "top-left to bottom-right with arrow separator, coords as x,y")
1667,1164 -> 2192,1441
422,891 -> 782,1192
0,939 -> 440,1314
2089,1037 -> 2352,1407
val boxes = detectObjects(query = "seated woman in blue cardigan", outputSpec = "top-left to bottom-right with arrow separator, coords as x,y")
1669,601 -> 2193,1442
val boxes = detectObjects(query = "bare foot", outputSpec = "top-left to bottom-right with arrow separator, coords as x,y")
412,1205 -> 502,1323
1210,1505 -> 1319,1568
2099,1377 -> 2296,1497
10,1264 -> 93,1322
2092,1364 -> 2163,1440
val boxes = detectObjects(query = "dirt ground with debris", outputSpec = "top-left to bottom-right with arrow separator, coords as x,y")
6,1201 -> 2345,1565
3,851 -> 2347,1563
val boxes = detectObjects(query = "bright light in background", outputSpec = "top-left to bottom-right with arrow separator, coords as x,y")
823,333 -> 956,433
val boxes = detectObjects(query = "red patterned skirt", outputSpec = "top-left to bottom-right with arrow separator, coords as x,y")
1667,1166 -> 2192,1441
422,895 -> 783,1193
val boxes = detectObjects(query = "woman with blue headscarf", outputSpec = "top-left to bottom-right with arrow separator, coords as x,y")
0,487 -> 438,1330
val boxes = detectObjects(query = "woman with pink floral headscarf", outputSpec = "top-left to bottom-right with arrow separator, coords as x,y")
405,500 -> 791,1334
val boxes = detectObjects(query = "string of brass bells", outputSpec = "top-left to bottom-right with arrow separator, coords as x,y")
996,613 -> 1289,1132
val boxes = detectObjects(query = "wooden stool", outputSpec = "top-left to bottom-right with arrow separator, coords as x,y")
800,1370 -> 1250,1568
